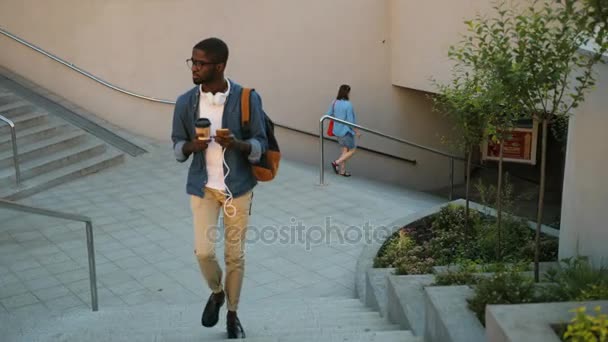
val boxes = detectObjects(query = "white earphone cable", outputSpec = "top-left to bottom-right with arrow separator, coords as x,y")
222,147 -> 236,218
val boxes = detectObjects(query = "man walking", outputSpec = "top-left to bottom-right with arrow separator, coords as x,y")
171,37 -> 268,339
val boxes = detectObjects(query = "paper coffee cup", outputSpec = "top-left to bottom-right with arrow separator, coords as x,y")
195,118 -> 211,140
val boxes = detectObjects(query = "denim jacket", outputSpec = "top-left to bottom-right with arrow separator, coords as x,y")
326,100 -> 356,137
171,80 -> 268,198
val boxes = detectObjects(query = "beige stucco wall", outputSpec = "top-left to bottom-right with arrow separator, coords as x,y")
559,61 -> 608,266
0,0 -> 463,190
389,0 -> 527,92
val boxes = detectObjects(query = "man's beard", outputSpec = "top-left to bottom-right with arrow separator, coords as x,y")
193,72 -> 218,85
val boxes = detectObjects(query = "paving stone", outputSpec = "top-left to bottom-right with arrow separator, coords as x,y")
32,285 -> 71,301
1,292 -> 39,309
1,142 -> 442,325
45,294 -> 84,311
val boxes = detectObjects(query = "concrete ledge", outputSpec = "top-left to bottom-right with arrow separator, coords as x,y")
354,199 -> 561,341
433,262 -> 559,276
355,201 -> 448,302
387,274 -> 435,335
365,267 -> 395,317
424,285 -> 484,342
486,300 -> 608,342
355,199 -> 559,304
459,199 -> 560,238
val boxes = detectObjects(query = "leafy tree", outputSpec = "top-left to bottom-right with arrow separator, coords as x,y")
433,75 -> 489,236
447,0 -> 607,274
509,0 -> 607,281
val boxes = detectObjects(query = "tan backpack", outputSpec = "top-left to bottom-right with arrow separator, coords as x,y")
241,88 -> 280,182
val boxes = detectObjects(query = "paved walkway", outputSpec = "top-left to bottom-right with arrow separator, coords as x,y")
0,139 -> 443,322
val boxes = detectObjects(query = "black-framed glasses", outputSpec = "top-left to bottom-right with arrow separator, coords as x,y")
186,58 -> 218,69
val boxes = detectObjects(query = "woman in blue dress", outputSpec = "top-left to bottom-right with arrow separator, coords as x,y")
327,84 -> 360,177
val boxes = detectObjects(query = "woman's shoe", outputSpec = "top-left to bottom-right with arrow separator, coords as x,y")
339,172 -> 351,177
331,161 -> 340,174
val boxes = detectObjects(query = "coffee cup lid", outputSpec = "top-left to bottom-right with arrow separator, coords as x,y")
195,118 -> 211,128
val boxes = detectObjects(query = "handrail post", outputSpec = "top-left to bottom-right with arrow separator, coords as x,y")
319,117 -> 325,185
10,125 -> 21,185
0,199 -> 99,311
85,221 -> 98,311
0,115 -> 21,186
449,157 -> 455,201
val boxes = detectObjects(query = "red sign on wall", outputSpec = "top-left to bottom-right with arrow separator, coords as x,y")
481,121 -> 538,165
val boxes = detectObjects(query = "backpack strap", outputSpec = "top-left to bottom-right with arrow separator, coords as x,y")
241,88 -> 253,139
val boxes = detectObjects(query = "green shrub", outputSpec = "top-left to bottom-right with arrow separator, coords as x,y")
434,270 -> 479,286
373,230 -> 414,268
542,257 -> 608,302
431,204 -> 469,233
373,200 -> 558,275
563,306 -> 608,342
473,215 -> 537,263
394,245 -> 435,275
426,228 -> 467,265
427,205 -> 485,264
521,236 -> 559,262
577,285 -> 608,302
478,260 -> 530,273
467,271 -> 537,325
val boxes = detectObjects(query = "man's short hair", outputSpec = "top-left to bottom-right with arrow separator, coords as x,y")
194,38 -> 229,64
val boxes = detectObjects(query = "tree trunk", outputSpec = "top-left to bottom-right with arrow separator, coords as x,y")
465,147 -> 472,237
496,140 -> 504,261
534,119 -> 549,282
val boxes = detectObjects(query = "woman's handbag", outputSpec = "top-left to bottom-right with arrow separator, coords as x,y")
327,101 -> 336,137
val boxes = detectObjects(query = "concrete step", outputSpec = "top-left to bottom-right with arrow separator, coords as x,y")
18,330 -> 421,342
0,139 -> 106,185
54,310 -> 392,330
0,101 -> 37,119
2,308 -> 385,335
0,121 -> 69,151
0,149 -> 124,200
0,94 -> 21,107
0,99 -> 30,114
14,323 -> 404,342
5,300 -> 397,336
11,299 -> 378,327
0,111 -> 48,134
251,296 -> 367,308
0,130 -> 86,168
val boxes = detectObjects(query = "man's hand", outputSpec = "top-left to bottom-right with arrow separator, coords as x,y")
182,136 -> 210,155
214,129 -> 251,154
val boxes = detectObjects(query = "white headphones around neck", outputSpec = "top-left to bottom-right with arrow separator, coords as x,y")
202,91 -> 227,106
201,79 -> 230,106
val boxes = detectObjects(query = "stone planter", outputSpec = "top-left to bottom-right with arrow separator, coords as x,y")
424,285 -> 484,342
386,274 -> 435,336
355,199 -> 561,341
486,300 -> 608,342
365,267 -> 394,317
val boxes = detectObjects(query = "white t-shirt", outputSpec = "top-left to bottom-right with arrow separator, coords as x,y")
199,81 -> 230,191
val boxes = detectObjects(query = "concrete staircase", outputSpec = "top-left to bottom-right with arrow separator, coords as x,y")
2,297 -> 420,342
0,87 -> 124,200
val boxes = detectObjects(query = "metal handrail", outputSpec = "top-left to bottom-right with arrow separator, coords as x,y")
319,115 -> 464,199
2,27 -> 456,192
0,114 -> 21,185
0,27 -> 174,104
0,199 -> 98,311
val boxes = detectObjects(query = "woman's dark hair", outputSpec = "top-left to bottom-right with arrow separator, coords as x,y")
336,84 -> 351,100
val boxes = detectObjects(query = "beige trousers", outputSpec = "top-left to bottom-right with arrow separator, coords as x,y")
191,188 -> 252,311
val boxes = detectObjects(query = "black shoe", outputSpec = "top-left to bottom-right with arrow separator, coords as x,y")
226,311 -> 246,339
201,290 -> 225,327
